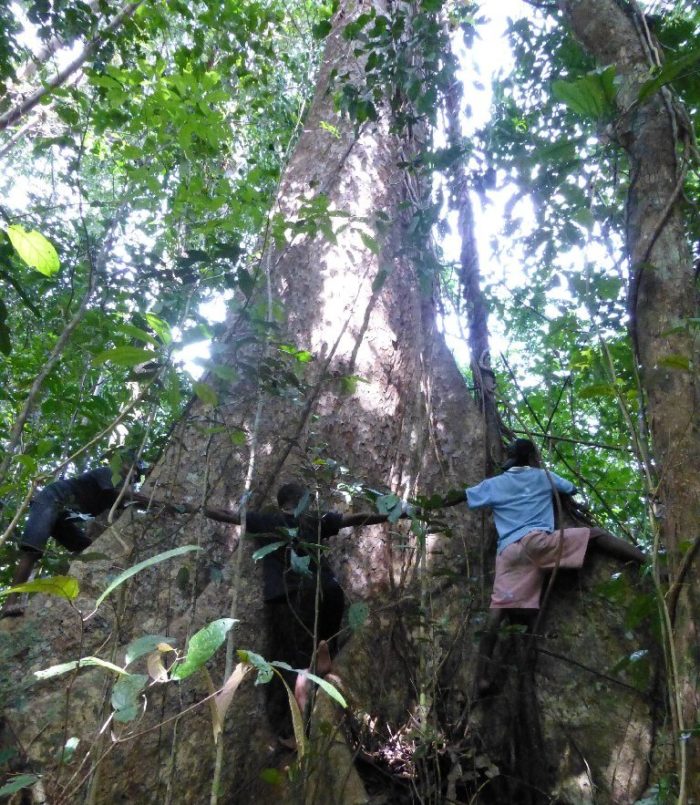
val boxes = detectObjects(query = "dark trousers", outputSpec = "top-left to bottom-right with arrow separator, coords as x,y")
265,582 -> 344,728
21,485 -> 91,555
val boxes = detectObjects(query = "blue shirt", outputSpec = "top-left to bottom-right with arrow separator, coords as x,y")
466,467 -> 577,553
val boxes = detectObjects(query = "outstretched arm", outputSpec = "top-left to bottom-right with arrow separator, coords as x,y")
340,512 -> 395,528
130,491 -> 243,525
433,490 -> 468,510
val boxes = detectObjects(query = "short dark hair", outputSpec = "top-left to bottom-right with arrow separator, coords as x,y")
503,439 -> 540,470
277,482 -> 307,510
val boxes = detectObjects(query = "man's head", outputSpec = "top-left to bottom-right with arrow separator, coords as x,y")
503,438 -> 540,470
114,448 -> 149,479
277,482 -> 308,512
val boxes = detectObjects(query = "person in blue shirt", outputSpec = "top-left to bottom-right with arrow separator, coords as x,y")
465,438 -> 645,695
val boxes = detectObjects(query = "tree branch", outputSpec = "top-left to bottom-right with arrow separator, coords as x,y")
0,0 -> 145,132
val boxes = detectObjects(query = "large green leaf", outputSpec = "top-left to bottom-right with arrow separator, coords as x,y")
638,46 -> 700,103
5,225 -> 60,276
552,67 -> 616,120
94,545 -> 201,609
171,618 -> 237,680
93,346 -> 159,368
0,575 -> 79,600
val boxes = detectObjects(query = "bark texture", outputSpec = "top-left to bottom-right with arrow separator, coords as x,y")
559,1 -> 700,797
0,2 -> 660,803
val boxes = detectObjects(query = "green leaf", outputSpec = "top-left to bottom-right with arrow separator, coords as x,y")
338,374 -> 367,394
125,634 -> 175,665
111,673 -> 148,722
578,383 -> 617,399
376,493 -> 402,522
115,323 -> 160,347
251,540 -> 287,562
94,545 -> 201,609
0,774 -> 40,797
193,381 -> 219,407
658,354 -> 691,372
211,364 -> 237,381
5,225 -> 60,276
171,617 -> 237,680
93,346 -> 158,367
145,313 -> 172,345
57,737 -> 80,763
312,19 -> 332,39
237,649 -> 274,685
34,656 -> 129,681
0,575 -> 79,600
638,46 -> 700,103
552,67 -> 616,120
69,552 -> 111,562
348,601 -> 369,632
319,120 -> 340,138
360,232 -> 380,254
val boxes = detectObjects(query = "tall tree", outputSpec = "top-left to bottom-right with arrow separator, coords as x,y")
0,1 -> 692,803
558,1 -> 700,798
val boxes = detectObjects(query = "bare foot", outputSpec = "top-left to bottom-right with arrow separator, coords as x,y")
315,640 -> 332,676
294,671 -> 311,715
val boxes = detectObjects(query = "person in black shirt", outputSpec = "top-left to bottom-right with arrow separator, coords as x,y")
1,457 -> 143,617
246,481 -> 408,724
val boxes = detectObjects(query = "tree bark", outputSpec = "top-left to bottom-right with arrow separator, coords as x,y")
559,0 -> 700,798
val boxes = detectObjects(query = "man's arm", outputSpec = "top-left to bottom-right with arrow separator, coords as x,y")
130,492 -> 243,525
340,512 -> 395,528
436,490 -> 469,509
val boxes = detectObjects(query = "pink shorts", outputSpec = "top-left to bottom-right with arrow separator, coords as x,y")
490,528 -> 591,609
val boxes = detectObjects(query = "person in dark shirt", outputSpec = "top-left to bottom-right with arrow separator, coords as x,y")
1,456 -> 144,617
245,481 -> 409,724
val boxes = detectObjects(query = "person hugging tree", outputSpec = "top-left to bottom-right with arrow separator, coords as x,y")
1,451 -> 146,618
244,481 -> 411,732
462,438 -> 646,695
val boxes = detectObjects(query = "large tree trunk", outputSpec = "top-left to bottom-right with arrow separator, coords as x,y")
559,1 -> 700,798
0,3 -> 661,802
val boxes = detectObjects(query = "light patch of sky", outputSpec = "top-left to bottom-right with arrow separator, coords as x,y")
437,0 -> 534,367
